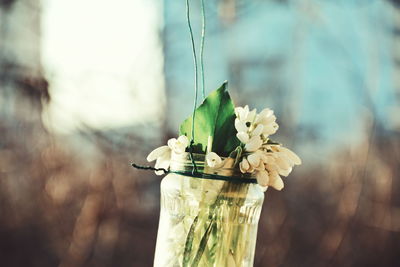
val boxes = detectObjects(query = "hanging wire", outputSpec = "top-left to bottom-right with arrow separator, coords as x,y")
186,0 -> 198,141
133,0 -> 205,175
186,0 -> 199,173
200,0 -> 206,99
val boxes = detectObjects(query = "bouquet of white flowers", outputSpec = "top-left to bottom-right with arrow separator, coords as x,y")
139,82 -> 301,267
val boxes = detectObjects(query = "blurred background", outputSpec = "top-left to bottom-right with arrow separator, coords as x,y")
1,0 -> 400,266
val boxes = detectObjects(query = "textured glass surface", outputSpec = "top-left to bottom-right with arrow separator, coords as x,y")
154,172 -> 264,267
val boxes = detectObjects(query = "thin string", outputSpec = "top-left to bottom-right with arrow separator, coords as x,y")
200,0 -> 206,99
186,0 -> 198,173
131,163 -> 258,184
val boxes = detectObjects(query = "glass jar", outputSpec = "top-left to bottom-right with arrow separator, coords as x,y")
153,152 -> 265,267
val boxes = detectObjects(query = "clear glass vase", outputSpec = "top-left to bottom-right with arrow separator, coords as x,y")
153,153 -> 265,267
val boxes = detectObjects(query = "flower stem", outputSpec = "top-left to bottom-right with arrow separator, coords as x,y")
191,220 -> 216,266
183,215 -> 199,267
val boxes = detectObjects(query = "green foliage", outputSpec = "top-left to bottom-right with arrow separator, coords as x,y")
191,221 -> 216,267
179,81 -> 240,156
183,216 -> 199,267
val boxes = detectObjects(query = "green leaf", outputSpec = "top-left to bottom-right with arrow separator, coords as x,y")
191,221 -> 216,267
179,81 -> 240,156
183,215 -> 199,267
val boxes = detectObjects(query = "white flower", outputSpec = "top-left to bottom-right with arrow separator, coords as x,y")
278,147 -> 302,165
239,158 -> 250,173
255,108 -> 279,137
147,145 -> 171,175
252,124 -> 264,136
244,135 -> 263,152
234,106 -> 257,140
268,170 -> 284,191
146,145 -> 170,162
236,131 -> 250,143
247,152 -> 261,167
232,105 -> 301,191
167,135 -> 189,154
267,145 -> 301,177
235,105 -> 256,123
238,144 -> 301,190
234,119 -> 249,133
260,185 -> 269,192
278,167 -> 293,177
234,105 -> 278,153
262,122 -> 279,136
235,105 -> 249,121
256,170 -> 269,187
206,152 -> 223,168
255,108 -> 275,125
260,152 -> 275,165
220,104 -> 302,191
147,135 -> 189,175
239,151 -> 265,174
275,156 -> 291,171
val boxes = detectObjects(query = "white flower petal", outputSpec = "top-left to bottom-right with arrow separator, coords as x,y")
236,132 -> 250,143
154,170 -> 164,176
167,138 -> 177,149
269,172 -> 284,191
255,161 -> 265,171
260,153 -> 273,164
167,136 -> 190,154
247,152 -> 261,167
239,158 -> 250,173
252,124 -> 264,137
278,167 -> 292,177
278,152 -> 294,167
245,136 -> 263,152
177,135 -> 189,148
248,108 -> 257,122
280,147 -> 302,165
174,146 -> 186,154
255,109 -> 275,125
155,152 -> 171,166
234,106 -> 243,118
235,119 -> 248,133
260,108 -> 274,118
146,146 -> 170,162
154,154 -> 171,175
247,164 -> 255,173
262,122 -> 279,136
206,152 -> 222,168
259,185 -> 269,192
275,156 -> 291,170
265,163 -> 278,172
174,138 -> 189,154
264,114 -> 277,124
235,105 -> 249,121
242,105 -> 249,120
255,115 -> 262,125
256,170 -> 269,187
